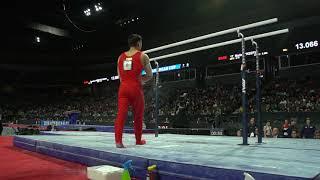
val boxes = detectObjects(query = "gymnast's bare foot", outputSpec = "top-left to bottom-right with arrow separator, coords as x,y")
136,139 -> 146,145
116,143 -> 125,148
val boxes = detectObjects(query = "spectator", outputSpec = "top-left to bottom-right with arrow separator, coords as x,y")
291,130 -> 299,138
248,118 -> 257,137
263,121 -> 272,138
46,125 -> 53,131
288,119 -> 297,137
281,119 -> 290,138
272,128 -> 280,138
315,130 -> 320,139
301,118 -> 316,139
237,129 -> 242,137
255,128 -> 260,137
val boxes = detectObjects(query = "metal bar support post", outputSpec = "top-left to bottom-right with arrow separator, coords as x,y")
154,60 -> 160,137
238,30 -> 249,145
252,39 -> 263,144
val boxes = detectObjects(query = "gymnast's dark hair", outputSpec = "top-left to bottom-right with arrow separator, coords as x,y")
128,34 -> 142,47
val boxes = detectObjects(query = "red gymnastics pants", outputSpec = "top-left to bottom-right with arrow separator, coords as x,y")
115,84 -> 144,144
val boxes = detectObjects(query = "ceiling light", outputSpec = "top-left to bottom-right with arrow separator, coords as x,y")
84,8 -> 91,16
94,3 -> 103,12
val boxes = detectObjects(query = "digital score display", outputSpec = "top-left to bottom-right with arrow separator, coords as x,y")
141,63 -> 189,75
295,40 -> 318,50
217,40 -> 320,62
217,51 -> 269,61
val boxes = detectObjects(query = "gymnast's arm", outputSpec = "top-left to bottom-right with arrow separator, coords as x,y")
141,53 -> 153,83
117,56 -> 121,83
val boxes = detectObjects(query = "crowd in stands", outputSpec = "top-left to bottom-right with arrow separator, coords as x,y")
159,84 -> 241,117
238,117 -> 319,139
262,78 -> 320,112
0,76 -> 320,139
0,94 -> 118,124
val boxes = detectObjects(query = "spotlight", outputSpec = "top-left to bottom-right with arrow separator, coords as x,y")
282,48 -> 288,52
94,3 -> 103,12
35,36 -> 40,43
136,17 -> 139,20
132,19 -> 134,22
84,8 -> 91,16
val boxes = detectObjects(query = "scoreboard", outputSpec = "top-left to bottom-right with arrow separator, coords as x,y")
217,50 -> 269,61
216,39 -> 320,62
295,40 -> 318,50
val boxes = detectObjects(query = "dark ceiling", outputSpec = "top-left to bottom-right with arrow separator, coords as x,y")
0,0 -> 320,85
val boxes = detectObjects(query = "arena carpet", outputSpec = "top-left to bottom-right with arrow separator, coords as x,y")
0,136 -> 87,180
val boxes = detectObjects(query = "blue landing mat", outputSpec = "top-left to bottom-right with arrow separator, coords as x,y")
55,125 -> 154,134
14,132 -> 320,180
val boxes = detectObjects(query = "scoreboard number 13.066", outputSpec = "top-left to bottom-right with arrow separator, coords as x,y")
295,40 -> 318,50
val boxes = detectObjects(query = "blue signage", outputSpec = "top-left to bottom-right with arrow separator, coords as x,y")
142,64 -> 182,75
